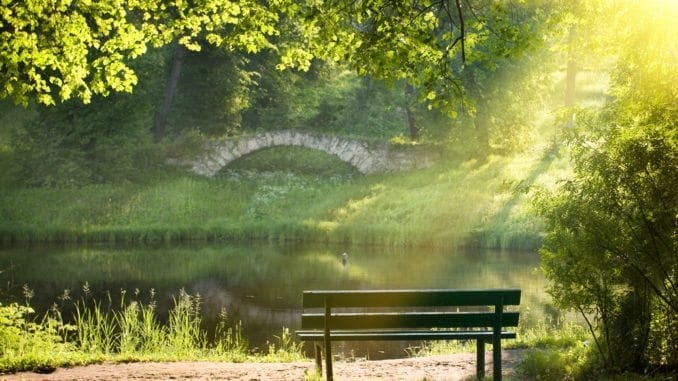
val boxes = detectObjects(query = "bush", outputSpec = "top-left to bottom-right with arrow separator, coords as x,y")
0,302 -> 78,372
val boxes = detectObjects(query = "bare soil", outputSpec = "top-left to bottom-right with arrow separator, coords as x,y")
1,350 -> 525,380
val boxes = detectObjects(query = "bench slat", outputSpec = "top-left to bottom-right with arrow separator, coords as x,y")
302,289 -> 521,308
296,330 -> 517,342
301,311 -> 520,330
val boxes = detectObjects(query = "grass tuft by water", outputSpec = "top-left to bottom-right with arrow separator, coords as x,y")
0,287 -> 304,373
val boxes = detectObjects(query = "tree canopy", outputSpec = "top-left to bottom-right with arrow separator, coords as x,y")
0,0 -> 281,105
280,0 -> 550,112
1,0 -> 548,111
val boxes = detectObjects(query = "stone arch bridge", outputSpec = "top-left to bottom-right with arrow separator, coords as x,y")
184,130 -> 438,176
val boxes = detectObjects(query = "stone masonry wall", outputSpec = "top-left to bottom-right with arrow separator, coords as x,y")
188,130 -> 437,176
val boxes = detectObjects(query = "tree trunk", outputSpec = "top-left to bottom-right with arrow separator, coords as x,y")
564,27 -> 578,128
404,83 -> 419,140
153,44 -> 186,143
405,107 -> 418,140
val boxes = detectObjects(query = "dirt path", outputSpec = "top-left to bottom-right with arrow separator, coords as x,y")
1,350 -> 525,380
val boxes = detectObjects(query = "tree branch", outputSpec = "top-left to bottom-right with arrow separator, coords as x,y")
594,240 -> 676,313
454,0 -> 465,63
576,303 -> 608,364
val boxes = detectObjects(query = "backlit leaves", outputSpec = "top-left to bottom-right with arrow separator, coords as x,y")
0,0 -> 281,105
1,0 -> 547,112
534,0 -> 678,367
283,0 -> 545,112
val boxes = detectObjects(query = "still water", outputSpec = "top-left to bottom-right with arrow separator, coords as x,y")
0,242 -> 553,358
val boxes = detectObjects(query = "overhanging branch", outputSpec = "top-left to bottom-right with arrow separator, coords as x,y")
454,0 -> 465,63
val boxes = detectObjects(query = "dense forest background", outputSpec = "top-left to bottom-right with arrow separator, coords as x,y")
0,44 -> 549,188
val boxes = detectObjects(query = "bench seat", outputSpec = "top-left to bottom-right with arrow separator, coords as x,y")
297,329 -> 516,341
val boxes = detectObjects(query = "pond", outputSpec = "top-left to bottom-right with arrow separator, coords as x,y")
0,242 -> 555,359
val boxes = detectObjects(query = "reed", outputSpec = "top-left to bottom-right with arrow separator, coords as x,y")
0,287 -> 304,373
74,298 -> 117,354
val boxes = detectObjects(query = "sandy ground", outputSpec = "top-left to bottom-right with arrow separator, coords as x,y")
1,350 -> 525,381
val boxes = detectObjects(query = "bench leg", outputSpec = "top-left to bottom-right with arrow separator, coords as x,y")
324,301 -> 333,381
314,343 -> 323,375
493,333 -> 502,381
492,341 -> 501,381
324,339 -> 333,381
476,339 -> 485,380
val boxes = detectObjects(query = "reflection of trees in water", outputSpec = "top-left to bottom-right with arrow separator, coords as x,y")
189,278 -> 300,347
188,277 -> 440,359
191,278 -> 300,322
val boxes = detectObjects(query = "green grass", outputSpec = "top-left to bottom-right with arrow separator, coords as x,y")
0,142 -> 571,249
0,287 -> 304,374
410,317 -> 675,381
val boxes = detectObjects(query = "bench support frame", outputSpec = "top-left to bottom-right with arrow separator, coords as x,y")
324,299 -> 333,380
297,289 -> 520,381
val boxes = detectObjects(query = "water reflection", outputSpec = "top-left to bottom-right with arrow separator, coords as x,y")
0,242 -> 552,357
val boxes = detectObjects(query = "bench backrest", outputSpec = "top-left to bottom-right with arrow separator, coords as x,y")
301,289 -> 521,330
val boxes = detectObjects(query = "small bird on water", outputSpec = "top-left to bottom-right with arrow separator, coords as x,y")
341,252 -> 348,267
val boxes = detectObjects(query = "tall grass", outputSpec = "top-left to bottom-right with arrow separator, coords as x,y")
407,318 -> 592,380
0,286 -> 303,373
409,316 -> 673,380
74,298 -> 117,355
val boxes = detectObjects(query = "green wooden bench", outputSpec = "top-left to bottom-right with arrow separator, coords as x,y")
296,289 -> 521,381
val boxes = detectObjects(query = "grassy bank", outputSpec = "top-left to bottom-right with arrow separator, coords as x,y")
0,143 -> 570,250
0,288 -> 304,374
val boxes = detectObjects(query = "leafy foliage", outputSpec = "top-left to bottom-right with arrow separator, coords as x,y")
2,0 -> 552,120
9,77 -> 163,187
0,302 -> 77,372
534,1 -> 678,371
241,61 -> 415,139
0,0 -> 281,105
536,117 -> 677,369
166,45 -> 256,137
285,0 -> 549,113
1,0 -> 559,167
